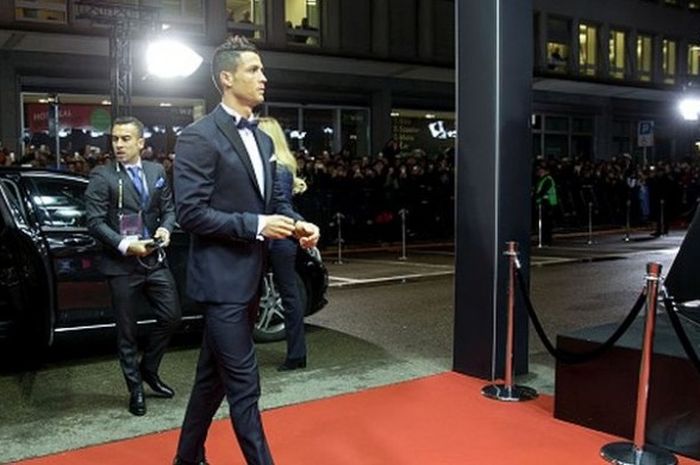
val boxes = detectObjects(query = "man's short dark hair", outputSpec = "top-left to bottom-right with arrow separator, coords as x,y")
211,35 -> 258,93
112,116 -> 145,138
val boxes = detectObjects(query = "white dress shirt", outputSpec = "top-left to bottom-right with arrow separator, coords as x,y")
219,103 -> 267,239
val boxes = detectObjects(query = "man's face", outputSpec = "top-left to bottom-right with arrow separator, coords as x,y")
224,51 -> 267,108
111,123 -> 144,165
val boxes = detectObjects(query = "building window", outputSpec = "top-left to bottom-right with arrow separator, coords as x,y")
546,16 -> 570,73
286,0 -> 321,46
546,43 -> 569,73
662,38 -> 677,84
15,0 -> 67,24
265,103 -> 370,158
227,0 -> 265,40
689,44 -> 700,76
636,34 -> 653,82
609,30 -> 626,79
533,114 -> 594,159
159,0 -> 204,33
578,23 -> 598,76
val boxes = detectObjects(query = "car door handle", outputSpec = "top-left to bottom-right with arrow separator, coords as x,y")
63,236 -> 94,247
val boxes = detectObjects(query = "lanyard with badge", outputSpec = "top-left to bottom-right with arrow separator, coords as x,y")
116,163 -> 164,268
116,163 -> 146,239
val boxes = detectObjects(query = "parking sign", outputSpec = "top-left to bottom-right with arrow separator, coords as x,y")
638,120 -> 654,147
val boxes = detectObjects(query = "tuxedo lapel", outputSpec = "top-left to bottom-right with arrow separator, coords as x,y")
214,106 -> 264,200
253,128 -> 273,206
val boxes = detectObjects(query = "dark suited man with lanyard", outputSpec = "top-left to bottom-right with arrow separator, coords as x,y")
86,116 -> 181,416
172,36 -> 320,465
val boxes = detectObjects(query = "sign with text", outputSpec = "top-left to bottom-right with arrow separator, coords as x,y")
637,120 -> 654,147
392,116 -> 456,152
26,104 -> 111,133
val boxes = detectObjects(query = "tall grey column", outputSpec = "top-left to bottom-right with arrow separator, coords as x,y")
454,0 -> 532,379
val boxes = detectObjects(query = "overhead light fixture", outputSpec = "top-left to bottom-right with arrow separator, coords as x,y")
159,102 -> 172,107
101,100 -> 111,105
146,39 -> 203,79
390,111 -> 400,117
425,113 -> 436,119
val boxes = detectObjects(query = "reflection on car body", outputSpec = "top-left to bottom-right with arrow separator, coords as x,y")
0,167 -> 328,353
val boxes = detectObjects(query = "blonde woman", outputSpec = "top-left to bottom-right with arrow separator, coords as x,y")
258,116 -> 309,370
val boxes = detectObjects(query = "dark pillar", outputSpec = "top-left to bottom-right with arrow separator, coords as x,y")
0,52 -> 20,154
453,0 -> 532,379
267,0 -> 287,48
205,0 -> 227,43
371,0 -> 390,58
371,89 -> 392,156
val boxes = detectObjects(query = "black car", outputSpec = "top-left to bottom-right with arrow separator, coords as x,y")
0,167 -> 328,354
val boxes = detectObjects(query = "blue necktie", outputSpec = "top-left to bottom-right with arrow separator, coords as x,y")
127,166 -> 149,208
236,117 -> 259,130
127,166 -> 149,237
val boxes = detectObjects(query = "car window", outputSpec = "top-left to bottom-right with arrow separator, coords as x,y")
0,179 -> 29,228
27,176 -> 88,229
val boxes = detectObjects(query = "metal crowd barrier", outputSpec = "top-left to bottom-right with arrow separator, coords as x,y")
483,241 -> 700,464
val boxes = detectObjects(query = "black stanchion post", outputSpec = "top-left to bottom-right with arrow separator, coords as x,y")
587,201 -> 594,245
398,208 -> 408,261
537,203 -> 543,249
482,241 -> 538,402
335,212 -> 344,265
660,199 -> 666,237
624,199 -> 631,242
600,262 -> 677,465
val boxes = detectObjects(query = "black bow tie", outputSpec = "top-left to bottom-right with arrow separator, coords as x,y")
236,117 -> 258,130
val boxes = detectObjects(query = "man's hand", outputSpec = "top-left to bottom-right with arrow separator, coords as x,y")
261,215 -> 296,239
154,227 -> 171,247
294,221 -> 320,249
126,239 -> 155,257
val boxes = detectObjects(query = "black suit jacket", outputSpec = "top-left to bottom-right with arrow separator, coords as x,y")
174,105 -> 301,304
85,159 -> 176,276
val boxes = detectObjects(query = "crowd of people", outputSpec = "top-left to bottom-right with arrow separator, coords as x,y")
537,155 -> 700,235
5,141 -> 700,243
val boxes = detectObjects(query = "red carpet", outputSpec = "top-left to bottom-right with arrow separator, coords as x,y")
13,372 -> 700,465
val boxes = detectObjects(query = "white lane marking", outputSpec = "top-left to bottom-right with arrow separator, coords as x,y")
344,258 -> 454,269
329,270 -> 454,288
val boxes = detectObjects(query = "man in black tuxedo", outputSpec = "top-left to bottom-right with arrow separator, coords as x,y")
85,116 -> 181,416
172,36 -> 320,465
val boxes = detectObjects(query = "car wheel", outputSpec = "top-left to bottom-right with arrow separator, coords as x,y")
253,271 -> 308,343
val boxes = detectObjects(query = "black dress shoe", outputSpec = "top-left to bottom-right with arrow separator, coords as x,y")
129,389 -> 146,416
142,372 -> 175,398
277,357 -> 307,372
173,457 -> 209,465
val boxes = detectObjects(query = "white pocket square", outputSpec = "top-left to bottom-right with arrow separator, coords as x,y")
269,154 -> 277,162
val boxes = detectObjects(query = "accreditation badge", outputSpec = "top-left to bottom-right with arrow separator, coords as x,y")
119,212 -> 144,238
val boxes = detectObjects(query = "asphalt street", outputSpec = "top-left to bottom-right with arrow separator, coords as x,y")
0,230 -> 687,463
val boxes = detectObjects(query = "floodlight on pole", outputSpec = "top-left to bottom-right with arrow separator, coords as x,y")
146,40 -> 203,78
679,97 -> 700,121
